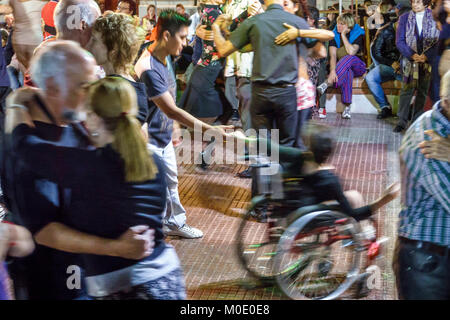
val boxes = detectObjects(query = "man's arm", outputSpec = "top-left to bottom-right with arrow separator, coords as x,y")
35,223 -> 154,260
152,92 -> 229,136
372,30 -> 395,66
212,24 -> 238,58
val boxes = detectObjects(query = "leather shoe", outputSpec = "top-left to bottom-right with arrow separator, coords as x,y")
231,109 -> 240,121
377,107 -> 392,119
236,167 -> 252,178
393,125 -> 405,133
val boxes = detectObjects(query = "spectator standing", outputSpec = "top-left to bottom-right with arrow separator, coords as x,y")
393,0 -> 440,132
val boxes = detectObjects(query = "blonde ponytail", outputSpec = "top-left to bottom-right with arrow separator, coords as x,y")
88,77 -> 158,182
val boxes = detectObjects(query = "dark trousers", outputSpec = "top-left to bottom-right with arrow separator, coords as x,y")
397,68 -> 431,128
318,58 -> 328,110
250,84 -> 298,147
225,76 -> 239,111
237,77 -> 252,131
392,237 -> 450,300
294,108 -> 312,150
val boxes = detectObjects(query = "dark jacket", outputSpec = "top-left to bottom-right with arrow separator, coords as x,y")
371,22 -> 400,66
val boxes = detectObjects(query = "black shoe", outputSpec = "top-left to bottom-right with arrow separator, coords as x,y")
197,152 -> 209,170
249,203 -> 268,223
236,167 -> 252,178
393,125 -> 405,133
231,109 -> 240,121
377,107 -> 392,119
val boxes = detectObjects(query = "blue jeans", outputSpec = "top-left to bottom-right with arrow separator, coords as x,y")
6,66 -> 23,90
365,64 -> 401,109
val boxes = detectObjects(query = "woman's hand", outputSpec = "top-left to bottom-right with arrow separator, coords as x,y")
341,24 -> 350,35
418,130 -> 450,162
248,0 -> 263,16
196,25 -> 214,41
275,23 -> 298,45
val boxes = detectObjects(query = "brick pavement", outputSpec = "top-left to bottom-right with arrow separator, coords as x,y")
168,113 -> 402,300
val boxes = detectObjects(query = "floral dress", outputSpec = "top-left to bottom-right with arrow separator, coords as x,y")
178,4 -> 233,118
197,4 -> 223,67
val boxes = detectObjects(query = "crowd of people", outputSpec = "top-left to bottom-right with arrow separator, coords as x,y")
0,0 -> 448,300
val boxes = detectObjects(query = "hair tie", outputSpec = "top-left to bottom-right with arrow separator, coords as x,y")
120,111 -> 128,117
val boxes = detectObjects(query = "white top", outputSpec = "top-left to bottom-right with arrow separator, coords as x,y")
416,11 -> 425,35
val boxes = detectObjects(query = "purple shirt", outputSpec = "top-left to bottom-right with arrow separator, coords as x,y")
396,9 -> 438,63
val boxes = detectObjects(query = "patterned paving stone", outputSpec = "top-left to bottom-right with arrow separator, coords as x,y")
169,113 -> 402,300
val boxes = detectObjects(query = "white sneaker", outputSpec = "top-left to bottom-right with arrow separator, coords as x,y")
163,224 -> 204,239
317,82 -> 329,95
342,106 -> 351,119
318,108 -> 327,119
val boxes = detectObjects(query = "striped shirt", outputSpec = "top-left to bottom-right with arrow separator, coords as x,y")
398,101 -> 450,247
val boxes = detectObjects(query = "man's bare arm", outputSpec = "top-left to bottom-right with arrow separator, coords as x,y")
35,223 -> 154,260
212,24 -> 238,58
152,92 -> 231,137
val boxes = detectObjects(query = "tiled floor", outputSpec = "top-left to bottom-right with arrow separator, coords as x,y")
168,113 -> 403,300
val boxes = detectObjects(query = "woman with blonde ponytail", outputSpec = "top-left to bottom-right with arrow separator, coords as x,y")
10,76 -> 186,300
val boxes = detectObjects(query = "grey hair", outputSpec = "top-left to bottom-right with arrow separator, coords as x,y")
54,0 -> 101,36
30,41 -> 89,97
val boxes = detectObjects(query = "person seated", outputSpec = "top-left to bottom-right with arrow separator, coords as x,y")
316,13 -> 366,119
240,123 -> 400,222
365,6 -> 411,119
297,123 -> 400,221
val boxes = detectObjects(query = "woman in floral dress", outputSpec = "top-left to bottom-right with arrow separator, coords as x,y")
179,0 -> 232,121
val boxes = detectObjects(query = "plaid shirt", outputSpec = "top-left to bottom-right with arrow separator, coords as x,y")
398,101 -> 450,247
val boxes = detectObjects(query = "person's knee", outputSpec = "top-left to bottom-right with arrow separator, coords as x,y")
344,190 -> 365,208
365,70 -> 377,85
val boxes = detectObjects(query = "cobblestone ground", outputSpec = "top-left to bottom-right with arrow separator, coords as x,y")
168,113 -> 403,300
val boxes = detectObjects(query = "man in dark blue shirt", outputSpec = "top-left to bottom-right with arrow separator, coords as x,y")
3,40 -> 155,300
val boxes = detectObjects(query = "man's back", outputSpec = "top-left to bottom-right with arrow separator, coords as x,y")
4,121 -> 91,299
229,4 -> 310,84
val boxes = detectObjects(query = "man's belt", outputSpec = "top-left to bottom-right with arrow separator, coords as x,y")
253,82 -> 295,88
399,237 -> 450,257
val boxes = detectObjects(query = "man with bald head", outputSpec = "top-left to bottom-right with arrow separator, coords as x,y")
2,41 -> 155,300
